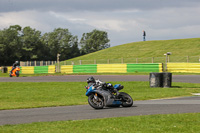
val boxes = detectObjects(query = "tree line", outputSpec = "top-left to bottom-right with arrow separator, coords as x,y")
0,25 -> 110,66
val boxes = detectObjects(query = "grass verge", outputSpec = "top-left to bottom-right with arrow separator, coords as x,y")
0,81 -> 200,110
0,72 -> 151,77
0,113 -> 199,133
1,72 -> 200,77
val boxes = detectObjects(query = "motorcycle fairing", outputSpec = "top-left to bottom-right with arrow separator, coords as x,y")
114,84 -> 124,90
86,85 -> 122,107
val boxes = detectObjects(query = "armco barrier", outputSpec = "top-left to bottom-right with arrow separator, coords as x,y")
48,66 -> 56,73
97,64 -> 127,73
73,64 -> 97,73
21,66 -> 34,74
167,63 -> 200,73
34,66 -> 48,74
61,65 -> 73,73
61,63 -> 163,73
7,66 -> 55,74
127,63 -> 162,72
7,67 -> 12,73
7,66 -> 22,74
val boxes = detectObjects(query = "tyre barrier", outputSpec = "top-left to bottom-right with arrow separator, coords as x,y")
149,72 -> 172,88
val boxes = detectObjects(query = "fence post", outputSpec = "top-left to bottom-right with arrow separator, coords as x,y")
136,58 -> 138,63
79,60 -> 82,65
152,57 -> 154,63
168,56 -> 170,63
199,56 -> 200,63
94,59 -> 96,64
107,59 -> 109,64
186,56 -> 189,63
121,58 -> 124,64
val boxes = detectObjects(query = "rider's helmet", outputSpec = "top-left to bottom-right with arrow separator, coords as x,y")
107,83 -> 113,88
87,76 -> 95,83
15,61 -> 19,64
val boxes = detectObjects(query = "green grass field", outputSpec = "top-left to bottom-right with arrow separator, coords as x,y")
0,81 -> 200,110
1,38 -> 200,131
1,72 -> 200,78
0,72 -> 152,77
0,113 -> 199,133
62,38 -> 200,65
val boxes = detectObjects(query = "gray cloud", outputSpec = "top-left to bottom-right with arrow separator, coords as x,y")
1,0 -> 200,12
0,0 -> 200,46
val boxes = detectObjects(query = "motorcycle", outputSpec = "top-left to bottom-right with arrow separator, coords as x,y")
9,66 -> 20,77
85,79 -> 133,109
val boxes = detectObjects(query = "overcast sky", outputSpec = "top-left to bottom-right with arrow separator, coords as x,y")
0,0 -> 200,46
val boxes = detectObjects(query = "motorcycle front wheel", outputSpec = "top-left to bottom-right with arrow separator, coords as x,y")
119,92 -> 133,107
16,71 -> 19,77
88,94 -> 104,109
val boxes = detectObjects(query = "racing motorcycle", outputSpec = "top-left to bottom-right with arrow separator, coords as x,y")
9,66 -> 20,77
85,79 -> 133,109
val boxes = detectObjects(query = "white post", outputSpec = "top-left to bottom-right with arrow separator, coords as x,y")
57,54 -> 61,72
168,56 -> 170,62
199,56 -> 200,63
165,54 -> 168,71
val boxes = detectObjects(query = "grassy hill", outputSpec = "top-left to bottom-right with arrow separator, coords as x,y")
63,38 -> 200,65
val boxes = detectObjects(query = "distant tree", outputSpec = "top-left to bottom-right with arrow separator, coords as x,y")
0,25 -> 22,65
41,28 -> 80,61
0,30 -> 4,65
21,26 -> 44,61
80,29 -> 110,54
1,25 -> 113,66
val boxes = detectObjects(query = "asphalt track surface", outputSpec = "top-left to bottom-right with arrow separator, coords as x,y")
0,96 -> 200,125
0,75 -> 200,125
0,75 -> 200,83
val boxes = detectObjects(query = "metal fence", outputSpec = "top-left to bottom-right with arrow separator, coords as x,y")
60,56 -> 200,65
20,61 -> 57,66
20,56 -> 200,66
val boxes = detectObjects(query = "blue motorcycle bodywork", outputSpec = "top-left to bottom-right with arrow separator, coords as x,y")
86,84 -> 122,107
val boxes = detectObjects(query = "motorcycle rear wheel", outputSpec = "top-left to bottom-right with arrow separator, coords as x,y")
88,94 -> 104,109
9,71 -> 12,77
119,92 -> 133,107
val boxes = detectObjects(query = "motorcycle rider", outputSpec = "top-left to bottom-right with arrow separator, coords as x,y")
106,82 -> 120,97
86,76 -> 119,97
86,76 -> 96,88
10,61 -> 19,74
